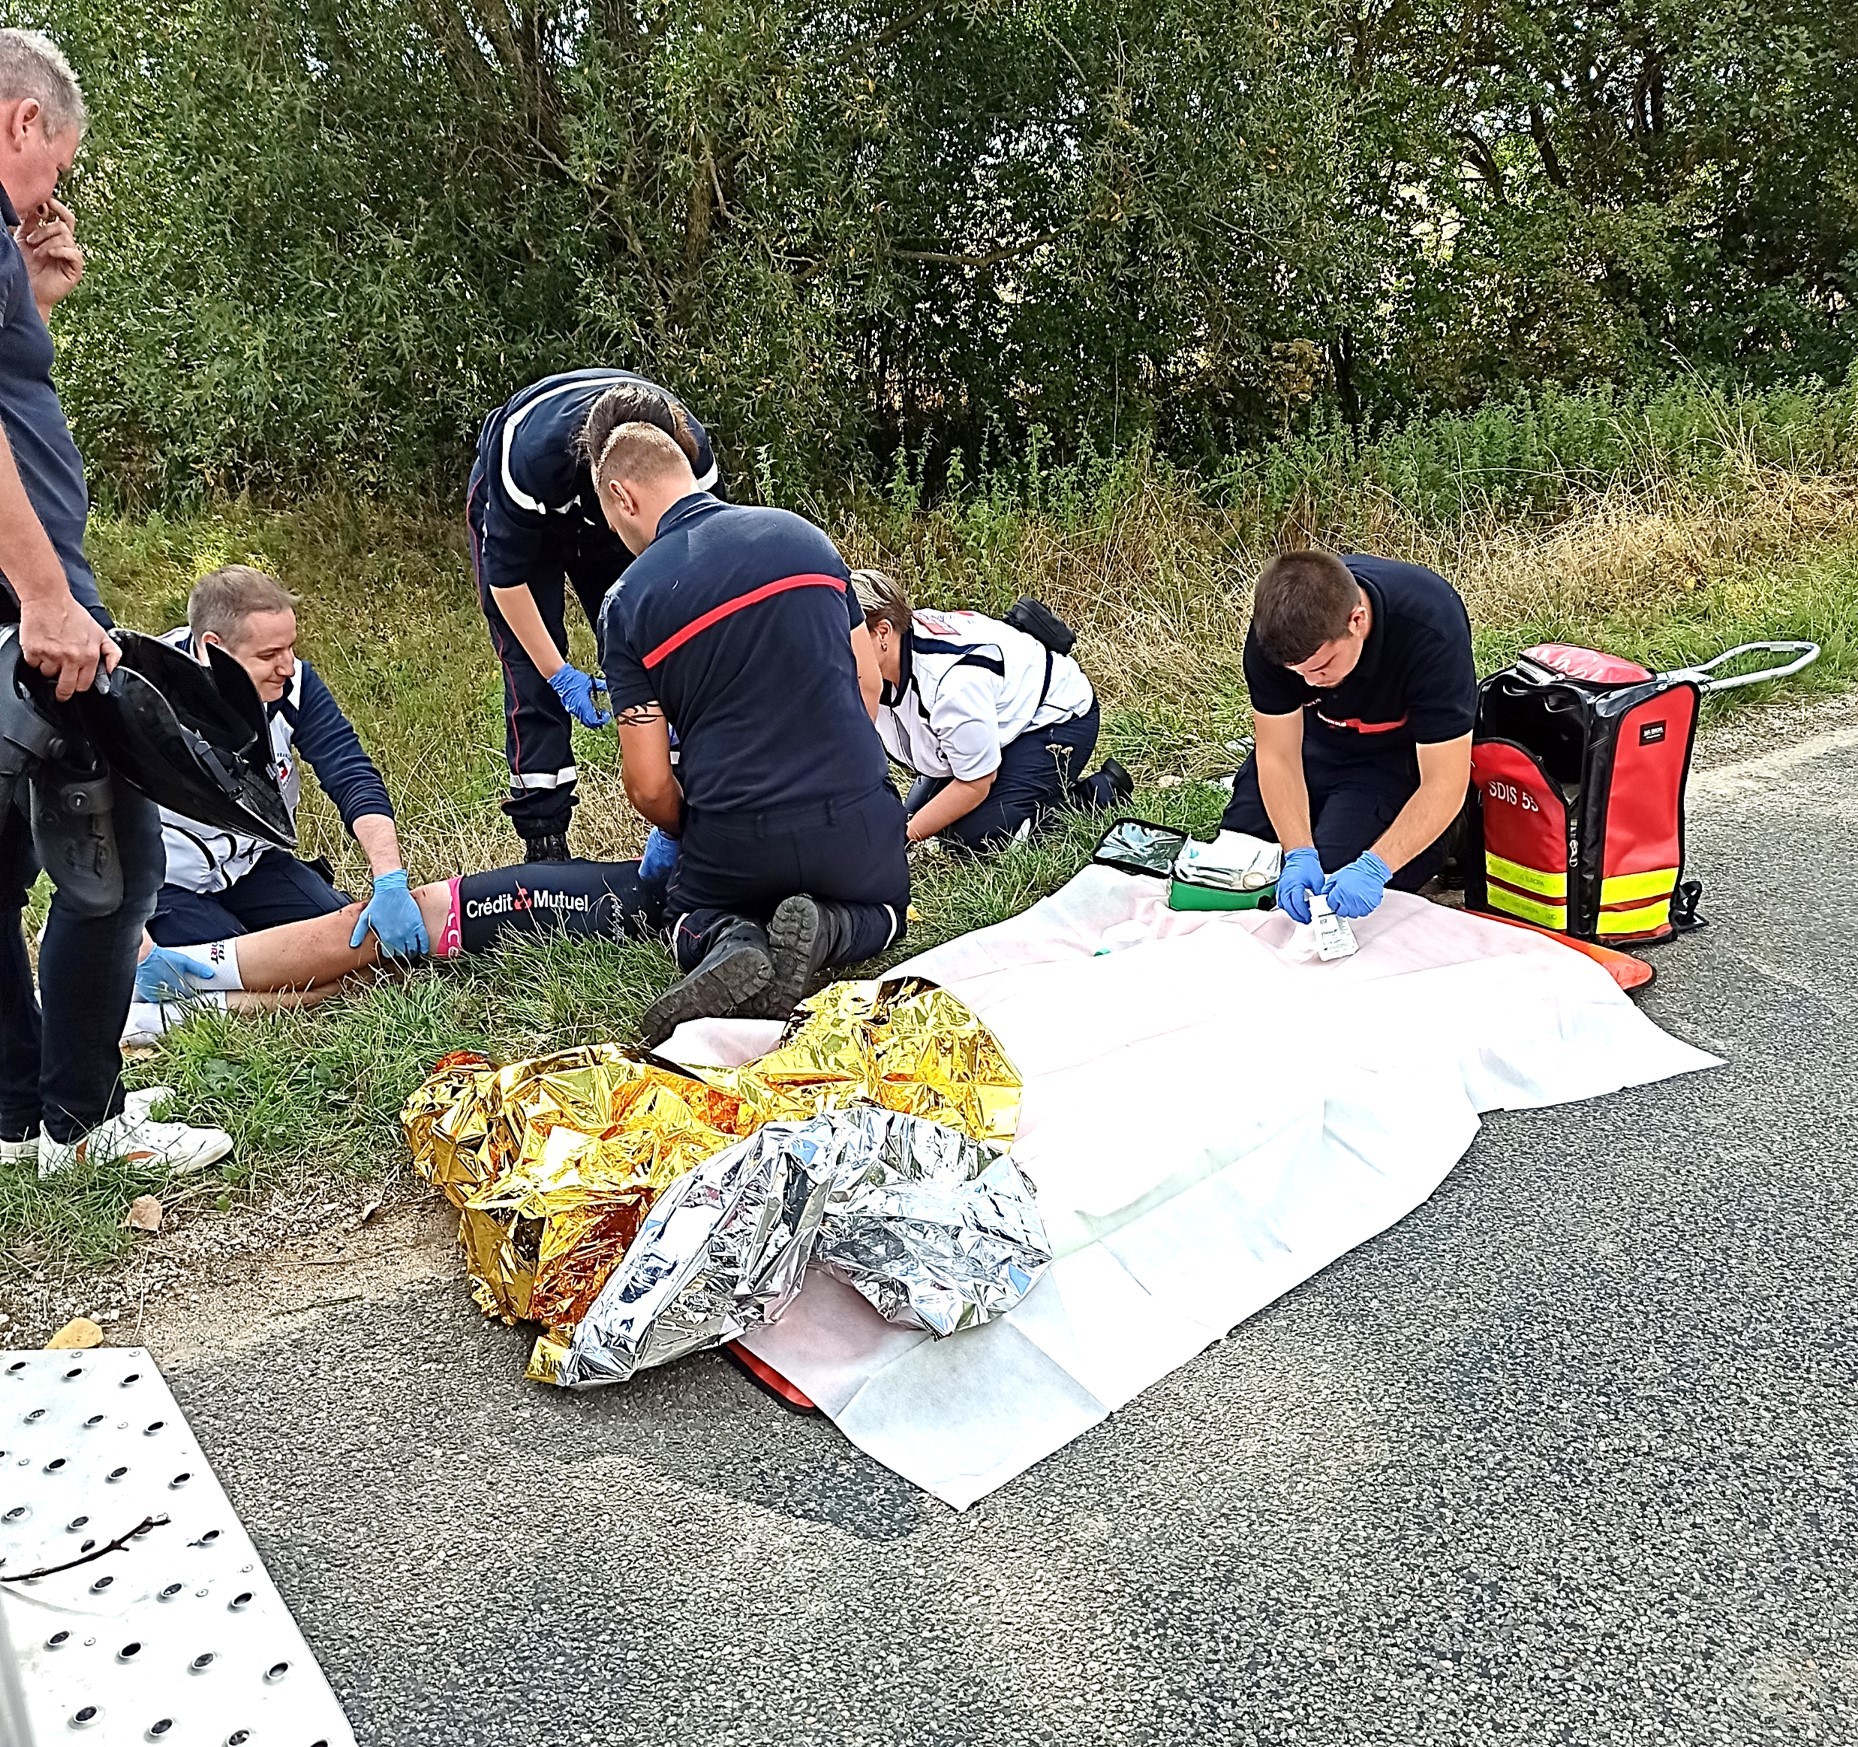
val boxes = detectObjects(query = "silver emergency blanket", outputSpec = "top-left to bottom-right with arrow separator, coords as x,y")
545,1107 -> 1051,1388
814,1107 -> 1051,1336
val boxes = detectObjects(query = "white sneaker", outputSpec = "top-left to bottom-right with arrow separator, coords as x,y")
39,1108 -> 234,1181
123,992 -> 226,1047
0,1131 -> 37,1168
0,1089 -> 176,1168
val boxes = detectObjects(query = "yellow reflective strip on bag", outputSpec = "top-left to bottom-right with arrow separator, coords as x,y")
1484,852 -> 1568,899
1486,884 -> 1567,930
1600,866 -> 1678,906
1597,898 -> 1671,937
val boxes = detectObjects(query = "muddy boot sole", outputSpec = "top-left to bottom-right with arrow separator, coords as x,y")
754,895 -> 831,1022
639,933 -> 775,1048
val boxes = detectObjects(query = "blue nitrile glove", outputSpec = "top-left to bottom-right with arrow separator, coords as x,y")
1275,847 -> 1327,926
350,870 -> 431,960
1322,851 -> 1393,920
638,827 -> 680,885
135,947 -> 213,1003
548,662 -> 612,729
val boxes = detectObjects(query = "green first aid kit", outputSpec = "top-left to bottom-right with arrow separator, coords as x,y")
1166,879 -> 1276,913
1092,819 -> 1280,912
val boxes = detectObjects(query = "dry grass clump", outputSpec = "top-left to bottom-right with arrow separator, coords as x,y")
1396,470 -> 1858,630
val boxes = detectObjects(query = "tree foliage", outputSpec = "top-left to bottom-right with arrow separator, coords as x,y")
27,0 -> 1858,500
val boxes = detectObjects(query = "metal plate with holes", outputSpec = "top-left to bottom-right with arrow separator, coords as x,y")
0,1347 -> 356,1747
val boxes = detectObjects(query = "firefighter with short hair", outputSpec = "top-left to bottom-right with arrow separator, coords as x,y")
1225,549 -> 1476,922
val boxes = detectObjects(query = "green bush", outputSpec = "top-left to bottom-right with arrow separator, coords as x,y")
19,0 -> 1858,503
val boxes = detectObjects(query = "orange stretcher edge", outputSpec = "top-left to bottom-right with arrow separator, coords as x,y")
724,1341 -> 820,1412
1480,910 -> 1656,991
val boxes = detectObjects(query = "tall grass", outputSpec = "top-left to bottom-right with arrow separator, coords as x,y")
838,377 -> 1858,778
8,376 -> 1857,1276
880,369 -> 1858,532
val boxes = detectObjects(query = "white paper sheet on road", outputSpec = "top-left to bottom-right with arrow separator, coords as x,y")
667,871 -> 1719,1508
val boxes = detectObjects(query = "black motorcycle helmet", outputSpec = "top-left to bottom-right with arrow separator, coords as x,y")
0,626 -> 294,848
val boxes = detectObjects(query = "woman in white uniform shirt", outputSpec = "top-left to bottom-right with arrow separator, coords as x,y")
852,570 -> 1130,850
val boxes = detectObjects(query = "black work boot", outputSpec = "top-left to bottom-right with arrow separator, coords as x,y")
755,895 -> 858,1024
1074,757 -> 1133,812
523,832 -> 572,864
638,920 -> 775,1049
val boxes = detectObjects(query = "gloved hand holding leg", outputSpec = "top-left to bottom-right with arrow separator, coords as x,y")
548,663 -> 612,729
350,870 -> 431,959
1322,851 -> 1392,919
1275,846 -> 1327,925
638,827 -> 679,884
135,945 -> 214,1003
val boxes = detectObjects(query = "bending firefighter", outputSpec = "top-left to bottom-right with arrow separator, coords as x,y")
1224,549 -> 1476,922
853,570 -> 1131,850
468,368 -> 718,862
135,565 -> 427,1004
595,422 -> 907,1046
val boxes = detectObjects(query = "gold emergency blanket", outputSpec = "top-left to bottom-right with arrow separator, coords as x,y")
699,978 -> 1022,1139
401,978 -> 1022,1369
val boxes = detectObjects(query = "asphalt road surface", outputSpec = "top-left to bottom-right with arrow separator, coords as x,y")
165,720 -> 1856,1747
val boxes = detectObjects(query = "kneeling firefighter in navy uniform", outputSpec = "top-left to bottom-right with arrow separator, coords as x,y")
1223,549 -> 1476,923
593,421 -> 909,1047
467,368 -> 718,862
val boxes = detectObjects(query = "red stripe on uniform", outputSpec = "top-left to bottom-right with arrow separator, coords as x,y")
1316,711 -> 1410,734
642,573 -> 847,670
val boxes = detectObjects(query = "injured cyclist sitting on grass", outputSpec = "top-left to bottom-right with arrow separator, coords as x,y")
124,856 -> 663,1041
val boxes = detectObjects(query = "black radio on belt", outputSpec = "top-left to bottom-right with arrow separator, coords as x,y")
1003,596 -> 1077,657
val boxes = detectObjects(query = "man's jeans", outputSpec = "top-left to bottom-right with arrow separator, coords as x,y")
0,772 -> 163,1143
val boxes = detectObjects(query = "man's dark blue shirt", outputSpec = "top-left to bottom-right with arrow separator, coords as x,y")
0,185 -> 101,619
1245,553 -> 1476,753
600,494 -> 887,815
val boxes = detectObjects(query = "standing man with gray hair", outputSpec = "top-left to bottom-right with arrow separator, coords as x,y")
0,29 -> 233,1176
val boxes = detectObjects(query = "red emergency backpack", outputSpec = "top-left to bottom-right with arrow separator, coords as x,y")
1467,641 -> 1816,944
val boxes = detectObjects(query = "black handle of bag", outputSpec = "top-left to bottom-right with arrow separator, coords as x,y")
1004,597 -> 1078,657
